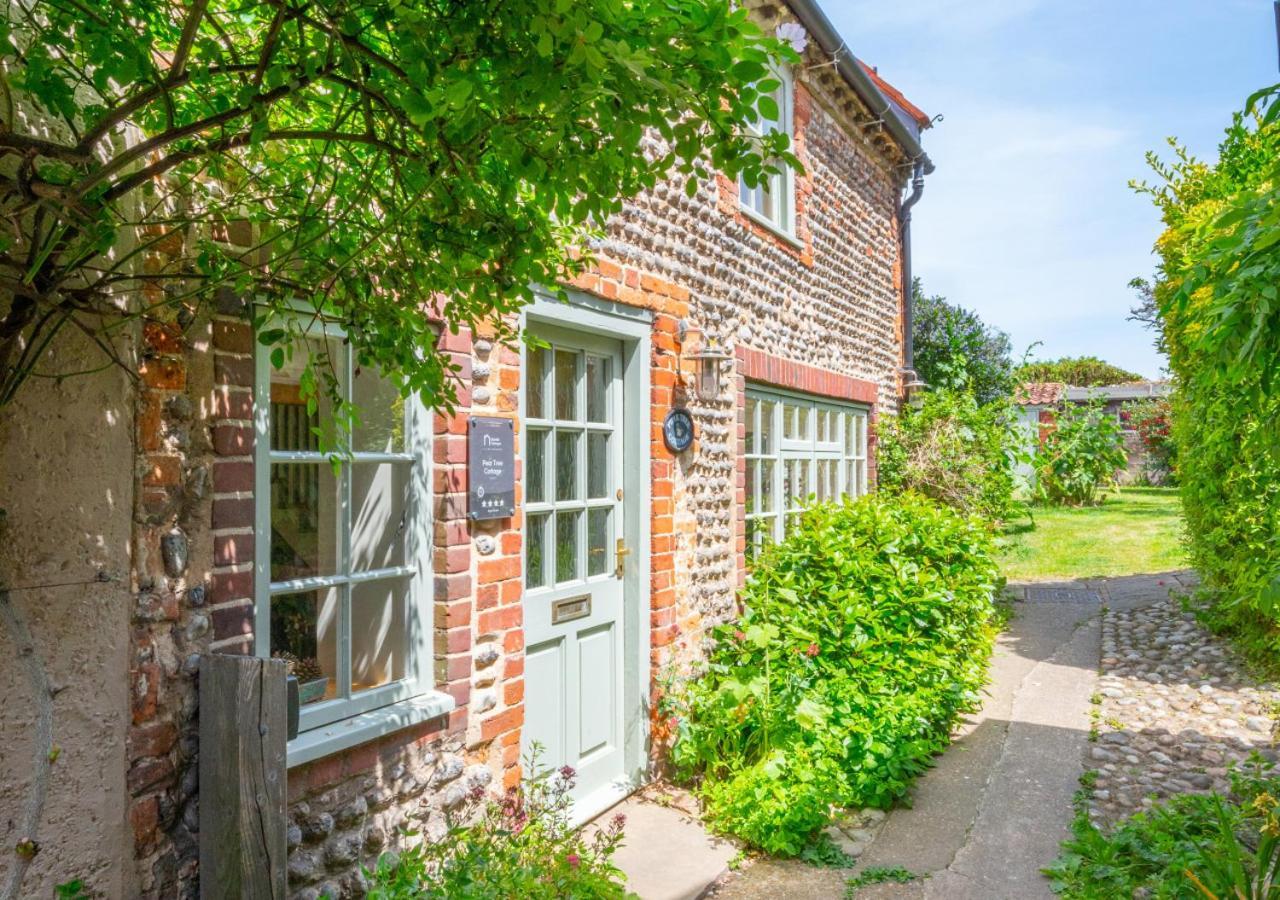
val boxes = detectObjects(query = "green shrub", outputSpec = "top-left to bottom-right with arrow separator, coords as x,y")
1136,89 -> 1280,659
666,493 -> 1000,855
876,388 -> 1025,527
1047,760 -> 1280,899
1035,401 -> 1127,506
367,754 -> 628,899
1016,356 -> 1143,387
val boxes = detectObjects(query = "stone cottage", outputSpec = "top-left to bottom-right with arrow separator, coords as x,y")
0,2 -> 931,897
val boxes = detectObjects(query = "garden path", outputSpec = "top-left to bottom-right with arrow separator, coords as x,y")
706,571 -> 1197,900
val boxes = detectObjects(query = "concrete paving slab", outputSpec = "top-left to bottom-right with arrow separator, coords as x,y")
600,787 -> 738,900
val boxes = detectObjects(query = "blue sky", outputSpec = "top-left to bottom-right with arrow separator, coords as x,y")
828,0 -> 1277,379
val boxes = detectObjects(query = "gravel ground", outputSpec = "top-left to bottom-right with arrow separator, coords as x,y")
1088,587 -> 1280,827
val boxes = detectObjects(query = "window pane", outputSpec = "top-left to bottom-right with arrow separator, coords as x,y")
760,459 -> 775,513
527,513 -> 549,589
855,414 -> 866,457
556,430 -> 580,501
746,459 -> 758,516
527,429 -> 548,503
782,403 -> 796,439
351,577 -> 408,693
350,462 -> 410,572
844,414 -> 855,456
270,462 -> 338,581
817,409 -> 828,443
795,404 -> 809,440
270,334 -> 341,451
587,432 -> 609,499
352,366 -> 405,453
527,347 -> 549,419
555,350 -> 578,421
745,397 -> 757,454
556,510 -> 581,583
587,508 -> 610,577
271,587 -> 338,705
586,356 -> 610,423
759,401 -> 775,454
816,459 -> 828,501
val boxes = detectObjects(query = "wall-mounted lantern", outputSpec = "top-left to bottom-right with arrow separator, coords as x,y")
677,320 -> 730,403
901,368 -> 928,409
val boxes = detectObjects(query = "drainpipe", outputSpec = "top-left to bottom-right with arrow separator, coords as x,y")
899,160 -> 926,401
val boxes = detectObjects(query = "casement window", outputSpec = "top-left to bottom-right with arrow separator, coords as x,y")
744,386 -> 870,554
738,66 -> 796,236
254,320 -> 441,753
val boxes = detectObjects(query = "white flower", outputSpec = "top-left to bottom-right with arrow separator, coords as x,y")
776,22 -> 808,53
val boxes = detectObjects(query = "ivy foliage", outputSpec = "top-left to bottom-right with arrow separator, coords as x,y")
876,387 -> 1025,527
911,279 -> 1015,406
1016,356 -> 1144,387
0,0 -> 795,422
665,493 -> 999,856
1136,87 -> 1280,659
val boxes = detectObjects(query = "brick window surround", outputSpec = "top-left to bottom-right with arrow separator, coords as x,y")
733,346 -> 879,587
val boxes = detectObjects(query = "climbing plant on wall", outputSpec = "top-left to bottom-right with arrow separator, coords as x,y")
0,0 -> 797,425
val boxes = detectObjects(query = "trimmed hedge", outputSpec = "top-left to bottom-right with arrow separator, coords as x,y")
666,492 -> 1000,855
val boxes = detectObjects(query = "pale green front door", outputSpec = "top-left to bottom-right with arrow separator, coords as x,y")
522,325 -> 629,818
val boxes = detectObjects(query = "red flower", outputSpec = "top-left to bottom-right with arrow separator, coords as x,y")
734,629 -> 746,642
566,853 -> 581,868
806,643 -> 820,657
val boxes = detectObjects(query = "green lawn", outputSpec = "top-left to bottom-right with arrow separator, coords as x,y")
996,487 -> 1187,581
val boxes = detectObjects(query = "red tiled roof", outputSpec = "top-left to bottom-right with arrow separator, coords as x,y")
858,62 -> 931,129
1016,382 -> 1066,405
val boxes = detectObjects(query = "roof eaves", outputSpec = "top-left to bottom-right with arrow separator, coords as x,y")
784,0 -> 934,174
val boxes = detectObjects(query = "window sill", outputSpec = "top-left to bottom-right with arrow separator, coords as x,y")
286,690 -> 456,769
738,204 -> 803,250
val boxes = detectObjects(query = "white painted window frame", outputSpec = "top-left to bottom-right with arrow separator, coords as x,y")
738,65 -> 797,241
253,312 -> 451,766
745,385 -> 870,550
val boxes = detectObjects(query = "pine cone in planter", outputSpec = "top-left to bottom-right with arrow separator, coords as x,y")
273,651 -> 325,683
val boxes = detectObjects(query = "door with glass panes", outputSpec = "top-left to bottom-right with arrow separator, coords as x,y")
522,326 -> 628,815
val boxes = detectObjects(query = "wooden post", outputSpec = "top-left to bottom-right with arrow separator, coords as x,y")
199,654 -> 289,899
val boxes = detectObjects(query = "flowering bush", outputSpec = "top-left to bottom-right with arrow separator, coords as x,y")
665,493 -> 1000,855
1120,398 -> 1176,484
367,753 -> 628,899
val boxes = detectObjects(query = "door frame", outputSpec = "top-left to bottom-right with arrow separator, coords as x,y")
521,288 -> 653,818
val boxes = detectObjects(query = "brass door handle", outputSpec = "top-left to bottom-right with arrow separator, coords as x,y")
615,538 -> 630,578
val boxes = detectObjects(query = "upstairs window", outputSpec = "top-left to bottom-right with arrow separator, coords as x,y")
739,67 -> 796,236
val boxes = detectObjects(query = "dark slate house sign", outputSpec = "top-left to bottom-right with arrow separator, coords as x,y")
468,416 -> 515,520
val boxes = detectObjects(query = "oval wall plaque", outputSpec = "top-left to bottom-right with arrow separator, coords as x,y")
663,408 -> 695,453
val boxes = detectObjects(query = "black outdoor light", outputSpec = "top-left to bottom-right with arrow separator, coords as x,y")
677,320 -> 730,403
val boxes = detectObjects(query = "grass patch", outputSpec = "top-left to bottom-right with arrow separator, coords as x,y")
996,487 -> 1186,581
